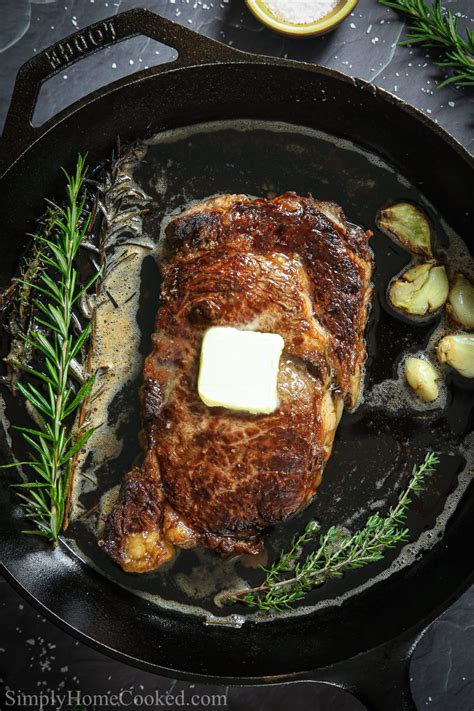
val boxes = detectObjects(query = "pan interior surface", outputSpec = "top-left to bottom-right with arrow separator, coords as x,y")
37,118 -> 473,623
0,58 -> 473,674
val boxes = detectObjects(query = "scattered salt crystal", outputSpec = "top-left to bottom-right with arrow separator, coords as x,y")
262,0 -> 338,24
448,101 -> 455,107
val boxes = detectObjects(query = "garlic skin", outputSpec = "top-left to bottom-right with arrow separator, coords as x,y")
376,202 -> 432,257
447,274 -> 474,330
437,333 -> 474,378
404,357 -> 440,402
388,261 -> 449,316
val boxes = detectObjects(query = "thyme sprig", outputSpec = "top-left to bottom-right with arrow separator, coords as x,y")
219,451 -> 439,612
1,155 -> 101,542
379,0 -> 474,88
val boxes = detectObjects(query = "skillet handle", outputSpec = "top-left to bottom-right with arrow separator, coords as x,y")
0,7 -> 241,163
312,627 -> 424,711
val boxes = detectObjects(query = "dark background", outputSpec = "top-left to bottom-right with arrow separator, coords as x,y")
0,0 -> 473,709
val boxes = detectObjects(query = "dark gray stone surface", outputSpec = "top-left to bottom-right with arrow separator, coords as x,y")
0,0 -> 473,146
0,1 -> 473,710
0,575 -> 368,709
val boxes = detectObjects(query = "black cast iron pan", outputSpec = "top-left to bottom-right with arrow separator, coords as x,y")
0,9 -> 473,711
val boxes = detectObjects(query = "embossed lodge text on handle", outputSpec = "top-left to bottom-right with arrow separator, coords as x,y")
45,20 -> 117,70
0,7 -> 241,164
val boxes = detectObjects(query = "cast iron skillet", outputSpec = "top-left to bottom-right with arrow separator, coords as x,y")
0,9 -> 472,711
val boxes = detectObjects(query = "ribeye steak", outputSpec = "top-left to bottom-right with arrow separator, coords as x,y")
99,193 -> 373,572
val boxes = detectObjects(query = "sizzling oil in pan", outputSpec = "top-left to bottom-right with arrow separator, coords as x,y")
28,120 -> 474,623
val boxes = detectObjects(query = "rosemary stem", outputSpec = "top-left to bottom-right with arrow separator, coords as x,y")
379,0 -> 474,88
1,155 -> 101,542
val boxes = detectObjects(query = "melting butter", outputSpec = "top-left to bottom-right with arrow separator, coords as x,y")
198,326 -> 284,414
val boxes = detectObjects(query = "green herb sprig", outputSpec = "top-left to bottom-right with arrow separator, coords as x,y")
379,0 -> 474,88
219,452 -> 439,612
1,155 -> 101,542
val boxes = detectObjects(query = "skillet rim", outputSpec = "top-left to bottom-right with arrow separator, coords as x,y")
0,11 -> 473,685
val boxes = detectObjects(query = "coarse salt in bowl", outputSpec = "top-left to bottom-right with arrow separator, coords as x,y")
245,0 -> 358,36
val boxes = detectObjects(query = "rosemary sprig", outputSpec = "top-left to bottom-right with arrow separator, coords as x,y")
379,0 -> 474,88
1,155 -> 101,542
219,451 -> 439,612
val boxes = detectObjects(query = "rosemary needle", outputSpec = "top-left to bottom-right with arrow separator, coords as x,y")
1,155 -> 101,543
219,451 -> 439,612
379,0 -> 474,88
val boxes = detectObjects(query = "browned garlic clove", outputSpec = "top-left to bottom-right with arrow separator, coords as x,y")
437,333 -> 474,378
388,261 -> 449,316
376,202 -> 432,257
404,357 -> 440,402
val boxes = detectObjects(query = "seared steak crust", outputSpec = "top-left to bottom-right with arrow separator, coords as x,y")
99,193 -> 373,572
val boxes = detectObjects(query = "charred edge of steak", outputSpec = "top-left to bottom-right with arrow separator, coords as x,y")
202,530 -> 263,557
142,377 -> 165,434
99,467 -> 175,572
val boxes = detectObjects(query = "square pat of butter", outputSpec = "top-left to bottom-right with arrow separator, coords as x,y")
198,327 -> 284,414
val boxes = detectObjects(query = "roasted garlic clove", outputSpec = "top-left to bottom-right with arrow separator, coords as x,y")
376,202 -> 432,257
404,357 -> 439,402
437,333 -> 474,378
447,273 -> 474,330
388,261 -> 449,316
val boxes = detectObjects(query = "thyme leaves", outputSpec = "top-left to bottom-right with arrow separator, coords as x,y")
219,452 -> 439,612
